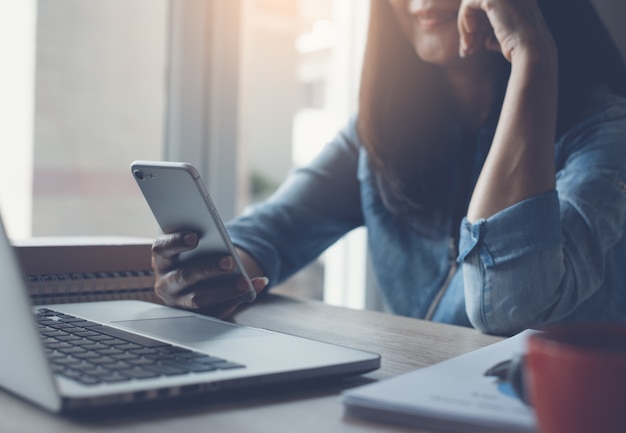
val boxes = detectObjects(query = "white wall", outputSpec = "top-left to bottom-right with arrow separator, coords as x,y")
0,0 -> 36,238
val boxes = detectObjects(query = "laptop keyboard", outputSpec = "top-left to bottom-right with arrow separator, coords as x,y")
36,308 -> 245,386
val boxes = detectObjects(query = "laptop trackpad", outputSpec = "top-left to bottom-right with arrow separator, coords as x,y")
113,316 -> 266,343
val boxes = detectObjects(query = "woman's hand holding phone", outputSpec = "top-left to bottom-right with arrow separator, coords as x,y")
151,231 -> 269,318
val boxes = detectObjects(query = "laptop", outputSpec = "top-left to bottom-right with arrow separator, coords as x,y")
0,216 -> 380,413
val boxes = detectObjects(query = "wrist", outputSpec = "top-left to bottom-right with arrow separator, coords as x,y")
509,36 -> 558,77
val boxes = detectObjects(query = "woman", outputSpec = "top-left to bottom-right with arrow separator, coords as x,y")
151,0 -> 626,336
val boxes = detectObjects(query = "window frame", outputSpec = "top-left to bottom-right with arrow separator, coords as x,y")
167,0 -> 382,310
165,0 -> 242,221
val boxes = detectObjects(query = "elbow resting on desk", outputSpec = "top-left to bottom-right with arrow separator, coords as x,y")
457,192 -> 615,336
461,245 -> 601,337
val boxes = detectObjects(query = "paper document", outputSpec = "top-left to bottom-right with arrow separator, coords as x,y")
343,330 -> 536,433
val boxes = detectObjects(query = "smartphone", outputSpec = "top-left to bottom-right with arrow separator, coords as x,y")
130,160 -> 255,302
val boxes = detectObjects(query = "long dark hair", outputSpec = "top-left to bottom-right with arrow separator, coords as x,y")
358,0 -> 626,214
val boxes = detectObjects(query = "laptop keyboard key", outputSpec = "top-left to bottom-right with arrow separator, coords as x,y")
146,364 -> 189,376
120,368 -> 160,380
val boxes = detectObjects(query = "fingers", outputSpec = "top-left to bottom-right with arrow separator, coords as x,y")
188,276 -> 269,318
154,253 -> 237,305
154,255 -> 269,313
484,32 -> 500,52
458,1 -> 482,57
458,0 -> 498,58
458,0 -> 552,62
150,231 -> 270,316
151,232 -> 198,272
214,277 -> 270,319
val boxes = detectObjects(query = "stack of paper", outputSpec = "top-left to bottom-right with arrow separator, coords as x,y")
343,330 -> 536,433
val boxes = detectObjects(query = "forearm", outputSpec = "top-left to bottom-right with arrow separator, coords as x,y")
228,202 -> 359,287
227,118 -> 365,286
467,49 -> 558,222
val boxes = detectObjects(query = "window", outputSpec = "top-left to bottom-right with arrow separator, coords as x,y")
238,0 -> 368,207
0,0 -> 377,309
0,0 -> 167,240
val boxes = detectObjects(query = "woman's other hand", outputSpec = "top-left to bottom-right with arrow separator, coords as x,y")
151,232 -> 268,318
458,0 -> 556,63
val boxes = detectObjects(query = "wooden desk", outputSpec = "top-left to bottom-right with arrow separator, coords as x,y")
0,294 -> 502,433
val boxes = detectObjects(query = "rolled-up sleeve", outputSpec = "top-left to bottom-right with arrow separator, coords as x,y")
460,192 -> 565,335
460,99 -> 626,336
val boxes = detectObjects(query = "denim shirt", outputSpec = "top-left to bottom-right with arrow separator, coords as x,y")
227,90 -> 626,336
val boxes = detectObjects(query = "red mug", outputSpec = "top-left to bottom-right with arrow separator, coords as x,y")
526,325 -> 626,433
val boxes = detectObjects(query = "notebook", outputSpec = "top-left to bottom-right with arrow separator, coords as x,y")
343,331 -> 535,432
0,215 -> 380,413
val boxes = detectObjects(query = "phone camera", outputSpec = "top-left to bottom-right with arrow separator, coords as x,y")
133,169 -> 145,181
